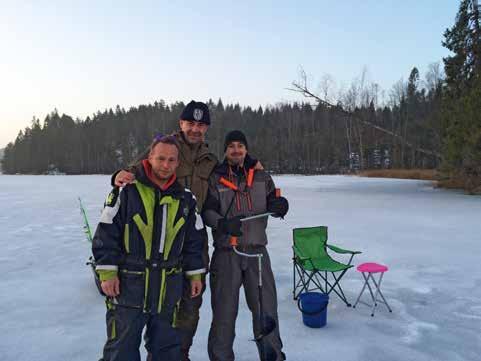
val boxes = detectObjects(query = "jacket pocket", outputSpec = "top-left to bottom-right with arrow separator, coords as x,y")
162,270 -> 183,313
196,163 -> 212,180
106,306 -> 117,340
116,269 -> 145,309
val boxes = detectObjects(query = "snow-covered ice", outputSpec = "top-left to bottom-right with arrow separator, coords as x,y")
0,175 -> 480,361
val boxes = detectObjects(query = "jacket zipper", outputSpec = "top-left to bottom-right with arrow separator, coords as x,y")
146,190 -> 160,313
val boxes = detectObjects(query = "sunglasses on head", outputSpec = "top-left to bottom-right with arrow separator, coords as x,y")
153,133 -> 176,142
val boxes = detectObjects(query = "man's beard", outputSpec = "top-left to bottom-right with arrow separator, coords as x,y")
185,131 -> 203,144
227,155 -> 245,166
152,168 -> 171,181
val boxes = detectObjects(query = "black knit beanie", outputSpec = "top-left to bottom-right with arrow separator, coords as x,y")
224,130 -> 248,151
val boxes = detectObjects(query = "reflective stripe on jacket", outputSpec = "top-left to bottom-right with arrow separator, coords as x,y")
203,157 -> 276,249
93,169 -> 205,315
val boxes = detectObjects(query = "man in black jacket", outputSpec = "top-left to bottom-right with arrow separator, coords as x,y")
93,136 -> 205,361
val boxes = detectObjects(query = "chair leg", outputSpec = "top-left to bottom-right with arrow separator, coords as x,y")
331,272 -> 350,307
310,273 -> 325,293
317,270 -> 351,307
325,271 -> 328,293
327,269 -> 351,306
293,261 -> 296,299
293,264 -> 302,299
293,265 -> 311,300
303,271 -> 317,293
292,266 -> 354,307
293,268 -> 301,299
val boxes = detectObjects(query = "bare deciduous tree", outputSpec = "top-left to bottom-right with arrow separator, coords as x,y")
288,67 -> 442,165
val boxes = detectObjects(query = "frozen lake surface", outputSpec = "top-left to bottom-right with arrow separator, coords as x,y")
0,174 -> 480,361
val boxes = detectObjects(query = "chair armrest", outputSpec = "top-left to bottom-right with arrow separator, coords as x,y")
292,245 -> 310,261
327,243 -> 361,255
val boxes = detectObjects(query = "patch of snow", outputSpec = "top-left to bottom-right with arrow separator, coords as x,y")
0,175 -> 480,361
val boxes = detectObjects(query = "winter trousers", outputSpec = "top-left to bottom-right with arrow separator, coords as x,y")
208,246 -> 284,361
176,237 -> 209,360
101,303 -> 180,361
176,273 -> 206,359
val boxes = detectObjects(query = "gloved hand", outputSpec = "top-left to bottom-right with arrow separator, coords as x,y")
217,216 -> 243,236
267,197 -> 289,218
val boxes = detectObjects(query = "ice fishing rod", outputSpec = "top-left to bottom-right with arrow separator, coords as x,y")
229,212 -> 278,361
240,212 -> 274,223
78,197 -> 93,243
229,212 -> 273,257
78,197 -> 104,295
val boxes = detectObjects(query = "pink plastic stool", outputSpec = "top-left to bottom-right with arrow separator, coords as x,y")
353,262 -> 392,316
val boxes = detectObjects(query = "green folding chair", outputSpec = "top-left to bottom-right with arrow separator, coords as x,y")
293,226 -> 361,307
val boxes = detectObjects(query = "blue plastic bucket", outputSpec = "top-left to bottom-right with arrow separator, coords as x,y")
297,292 -> 329,328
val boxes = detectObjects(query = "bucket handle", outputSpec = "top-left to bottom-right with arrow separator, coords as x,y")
297,297 -> 328,316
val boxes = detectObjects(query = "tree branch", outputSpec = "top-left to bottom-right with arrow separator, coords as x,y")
287,77 -> 442,159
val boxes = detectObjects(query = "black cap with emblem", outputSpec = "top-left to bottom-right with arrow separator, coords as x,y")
180,100 -> 211,125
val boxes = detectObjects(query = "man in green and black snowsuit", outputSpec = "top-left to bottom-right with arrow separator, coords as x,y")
112,101 -> 217,360
93,136 -> 206,361
203,130 -> 289,361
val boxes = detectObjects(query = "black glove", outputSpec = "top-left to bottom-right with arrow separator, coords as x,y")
267,197 -> 289,218
217,216 -> 243,236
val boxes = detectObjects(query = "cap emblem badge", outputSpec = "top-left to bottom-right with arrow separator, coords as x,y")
193,108 -> 203,121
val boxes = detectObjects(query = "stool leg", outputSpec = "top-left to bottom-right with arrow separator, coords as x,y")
353,272 -> 369,308
371,273 -> 392,313
364,273 -> 376,304
370,273 -> 384,317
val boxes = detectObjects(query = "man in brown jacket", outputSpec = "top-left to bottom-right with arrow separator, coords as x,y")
113,101 -> 217,361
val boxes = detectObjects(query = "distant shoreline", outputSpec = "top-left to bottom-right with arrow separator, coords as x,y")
358,169 -> 437,181
359,169 -> 481,195
2,170 -> 479,195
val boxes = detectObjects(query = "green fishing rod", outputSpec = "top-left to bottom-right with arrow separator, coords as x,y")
78,197 -> 93,243
78,197 -> 103,295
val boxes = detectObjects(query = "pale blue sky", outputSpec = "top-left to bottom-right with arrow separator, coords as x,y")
0,1 -> 459,148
